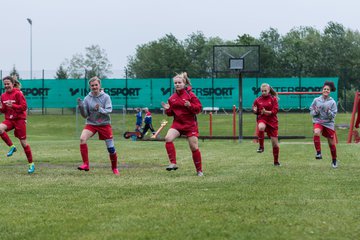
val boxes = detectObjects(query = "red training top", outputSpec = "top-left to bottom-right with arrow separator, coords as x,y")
165,87 -> 202,132
252,94 -> 278,129
0,88 -> 28,120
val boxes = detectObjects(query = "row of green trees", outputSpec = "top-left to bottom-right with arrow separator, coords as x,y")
126,21 -> 360,101
128,22 -> 360,80
7,21 -> 360,101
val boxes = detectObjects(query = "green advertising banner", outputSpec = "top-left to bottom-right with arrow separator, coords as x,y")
8,77 -> 338,110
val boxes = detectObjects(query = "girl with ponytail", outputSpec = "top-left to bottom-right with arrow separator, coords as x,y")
252,83 -> 281,166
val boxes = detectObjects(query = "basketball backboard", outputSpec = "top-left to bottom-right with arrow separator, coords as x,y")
213,45 -> 260,74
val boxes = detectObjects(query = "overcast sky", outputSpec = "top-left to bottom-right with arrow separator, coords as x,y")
1,0 -> 359,78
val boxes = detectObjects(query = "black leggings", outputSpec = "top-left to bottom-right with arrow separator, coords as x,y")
142,123 -> 155,136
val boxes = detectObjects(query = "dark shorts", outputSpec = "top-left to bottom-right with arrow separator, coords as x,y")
3,119 -> 27,140
84,124 -> 113,140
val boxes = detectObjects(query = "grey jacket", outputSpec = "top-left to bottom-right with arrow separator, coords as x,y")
309,95 -> 337,130
78,91 -> 112,125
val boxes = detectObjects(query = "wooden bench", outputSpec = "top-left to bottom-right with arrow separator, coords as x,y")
203,107 -> 219,114
27,108 -> 43,114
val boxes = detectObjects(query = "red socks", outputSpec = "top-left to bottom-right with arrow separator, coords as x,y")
258,130 -> 265,149
165,142 -> 176,164
166,142 -> 202,172
0,132 -> 13,146
80,143 -> 118,170
313,135 -> 321,152
273,146 -> 279,164
192,149 -> 202,172
23,145 -> 33,163
80,143 -> 89,165
314,135 -> 336,159
109,152 -> 118,169
330,144 -> 337,160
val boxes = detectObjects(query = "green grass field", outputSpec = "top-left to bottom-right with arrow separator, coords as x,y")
0,113 -> 359,240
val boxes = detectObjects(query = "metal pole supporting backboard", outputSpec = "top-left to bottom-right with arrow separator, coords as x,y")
212,45 -> 260,143
238,72 -> 243,142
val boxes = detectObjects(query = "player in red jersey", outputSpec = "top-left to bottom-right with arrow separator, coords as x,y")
161,72 -> 203,176
0,76 -> 35,173
252,83 -> 280,166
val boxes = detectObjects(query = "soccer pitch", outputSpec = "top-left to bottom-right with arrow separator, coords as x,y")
0,114 -> 359,239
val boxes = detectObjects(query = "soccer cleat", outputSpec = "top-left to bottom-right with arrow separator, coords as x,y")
332,160 -> 338,169
7,145 -> 17,157
112,168 -> 120,175
257,148 -> 264,153
274,162 -> 281,166
28,163 -> 35,174
77,164 -> 89,171
166,163 -> 178,171
315,153 -> 322,159
197,171 -> 204,177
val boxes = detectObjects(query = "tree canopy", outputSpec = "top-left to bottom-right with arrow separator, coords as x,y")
60,45 -> 112,79
126,22 -> 360,99
53,22 -> 360,100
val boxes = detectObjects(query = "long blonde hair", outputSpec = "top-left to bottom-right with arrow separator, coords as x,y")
3,75 -> 21,89
173,72 -> 191,86
261,83 -> 278,97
